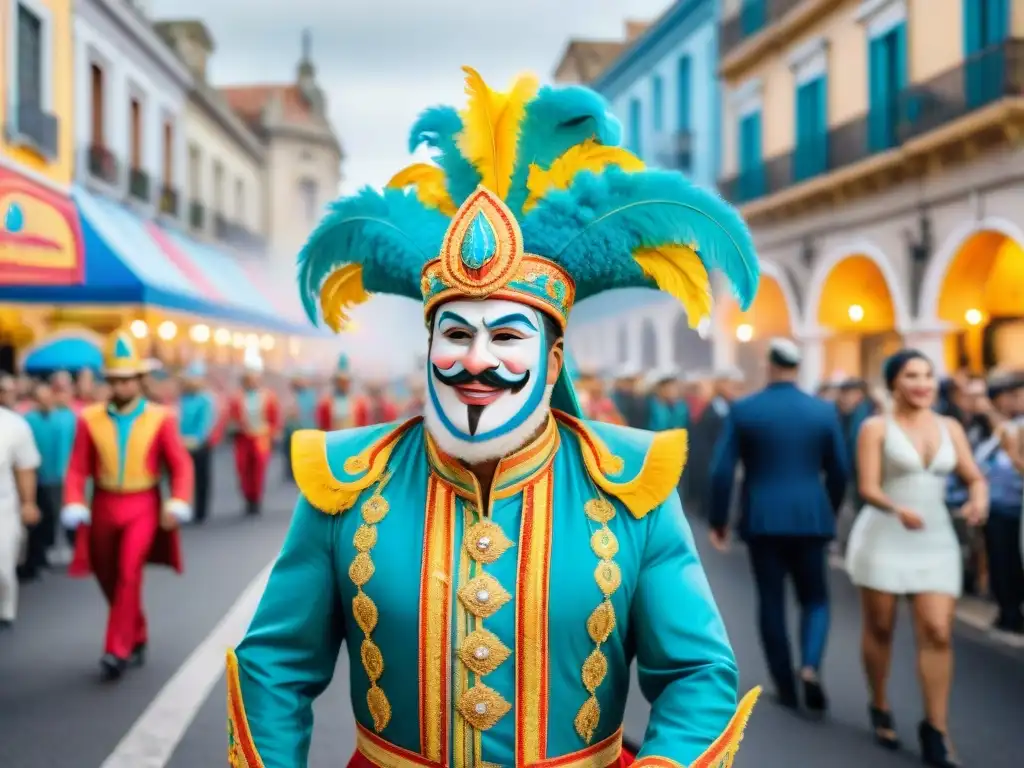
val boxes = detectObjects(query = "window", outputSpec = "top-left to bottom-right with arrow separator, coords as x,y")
964,0 -> 1009,106
676,56 -> 692,131
213,161 -> 224,213
628,98 -> 642,157
867,23 -> 906,151
162,120 -> 173,185
15,3 -> 44,109
129,97 -> 142,169
651,76 -> 664,132
90,63 -> 104,146
737,109 -> 764,201
235,178 -> 245,220
740,0 -> 766,36
188,144 -> 201,198
299,178 -> 318,224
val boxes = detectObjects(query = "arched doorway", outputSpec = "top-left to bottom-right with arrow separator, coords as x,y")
722,271 -> 795,385
928,228 -> 1024,373
811,253 -> 902,382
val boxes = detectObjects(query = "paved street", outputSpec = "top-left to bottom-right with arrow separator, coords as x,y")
2,453 -> 1022,767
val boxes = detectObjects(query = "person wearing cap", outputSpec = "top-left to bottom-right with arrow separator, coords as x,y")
227,349 -> 281,516
709,338 -> 849,715
179,362 -> 217,524
316,354 -> 356,430
578,370 -> 625,425
59,331 -> 193,680
225,69 -> 761,768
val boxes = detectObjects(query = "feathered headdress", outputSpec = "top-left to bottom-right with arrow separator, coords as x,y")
297,67 -> 759,416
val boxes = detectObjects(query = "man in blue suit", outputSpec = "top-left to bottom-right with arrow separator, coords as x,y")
708,338 -> 849,714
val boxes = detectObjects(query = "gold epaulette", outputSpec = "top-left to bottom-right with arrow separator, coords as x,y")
555,411 -> 688,519
290,418 -> 420,514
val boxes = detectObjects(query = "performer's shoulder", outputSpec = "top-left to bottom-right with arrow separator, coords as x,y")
554,411 -> 686,520
79,402 -> 108,424
291,417 -> 423,515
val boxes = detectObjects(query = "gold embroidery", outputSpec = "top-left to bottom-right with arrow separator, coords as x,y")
575,495 -> 622,744
465,519 -> 514,564
456,683 -> 512,731
457,573 -> 512,619
348,472 -> 393,733
459,628 -> 512,676
345,454 -> 370,473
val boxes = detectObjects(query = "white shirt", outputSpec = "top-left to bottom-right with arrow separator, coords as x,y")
0,407 -> 41,511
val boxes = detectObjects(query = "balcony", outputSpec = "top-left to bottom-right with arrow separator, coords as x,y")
87,144 -> 119,185
189,200 -> 205,231
128,168 -> 150,203
655,130 -> 694,173
214,213 -> 266,251
718,40 -> 1024,216
4,101 -> 59,159
159,185 -> 179,217
719,0 -> 832,77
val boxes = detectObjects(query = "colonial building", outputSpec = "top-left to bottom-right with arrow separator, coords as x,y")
716,0 -> 1024,388
559,0 -> 724,377
220,31 -> 343,279
154,19 -> 267,254
552,21 -> 649,85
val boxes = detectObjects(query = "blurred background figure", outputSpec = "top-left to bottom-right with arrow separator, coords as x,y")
354,379 -> 399,426
577,369 -> 624,425
611,365 -> 647,429
646,368 -> 688,431
688,367 -> 745,519
283,370 -> 319,481
227,351 -> 281,516
400,367 -> 427,420
179,363 -> 217,525
317,355 -> 354,431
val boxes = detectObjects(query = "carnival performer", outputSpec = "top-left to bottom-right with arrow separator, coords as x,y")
352,380 -> 400,426
316,354 -> 355,430
578,370 -> 626,425
179,362 -> 217,524
227,350 -> 281,516
226,67 -> 761,768
60,331 -> 193,681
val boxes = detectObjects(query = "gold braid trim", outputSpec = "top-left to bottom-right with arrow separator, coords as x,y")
555,412 -> 688,519
226,650 -> 265,768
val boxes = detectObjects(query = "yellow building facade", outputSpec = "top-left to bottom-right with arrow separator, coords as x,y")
715,0 -> 1024,386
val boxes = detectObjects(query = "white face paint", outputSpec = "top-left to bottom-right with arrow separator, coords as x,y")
424,298 -> 554,463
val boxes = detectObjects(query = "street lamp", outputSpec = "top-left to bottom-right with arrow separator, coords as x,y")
736,323 -> 753,343
848,304 -> 864,322
190,324 -> 211,343
157,321 -> 177,341
965,308 -> 983,326
130,320 -> 148,339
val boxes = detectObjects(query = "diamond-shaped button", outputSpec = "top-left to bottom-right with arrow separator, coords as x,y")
456,683 -> 510,731
457,573 -> 511,619
465,520 -> 514,564
459,628 -> 511,676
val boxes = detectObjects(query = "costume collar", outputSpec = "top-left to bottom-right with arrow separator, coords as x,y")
425,413 -> 559,505
108,397 -> 146,417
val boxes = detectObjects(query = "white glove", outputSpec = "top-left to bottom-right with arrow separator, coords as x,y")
60,504 -> 91,529
164,498 -> 193,524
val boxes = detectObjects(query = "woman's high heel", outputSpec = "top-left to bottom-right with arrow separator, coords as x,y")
918,720 -> 961,767
869,706 -> 901,750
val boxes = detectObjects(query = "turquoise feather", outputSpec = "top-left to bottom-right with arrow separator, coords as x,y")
296,187 -> 448,324
406,106 -> 480,205
521,167 -> 760,307
505,85 -> 623,217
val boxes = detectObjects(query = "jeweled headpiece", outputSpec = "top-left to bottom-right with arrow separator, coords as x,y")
297,67 -> 760,411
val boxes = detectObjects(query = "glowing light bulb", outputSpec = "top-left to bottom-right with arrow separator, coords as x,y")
157,321 -> 177,341
736,323 -> 753,343
214,328 -> 231,346
190,324 -> 211,343
130,320 -> 148,339
848,304 -> 865,323
965,308 -> 983,326
260,334 -> 275,350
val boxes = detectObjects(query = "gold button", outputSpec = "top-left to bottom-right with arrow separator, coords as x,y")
474,702 -> 488,715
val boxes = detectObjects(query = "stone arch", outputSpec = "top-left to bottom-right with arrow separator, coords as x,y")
721,258 -> 798,341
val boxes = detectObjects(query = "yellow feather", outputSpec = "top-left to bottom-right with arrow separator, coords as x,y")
457,66 -> 538,199
633,245 -> 713,328
386,163 -> 457,216
524,139 -> 644,211
319,263 -> 370,332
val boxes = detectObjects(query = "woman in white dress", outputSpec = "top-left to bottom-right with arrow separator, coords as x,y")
847,350 -> 987,767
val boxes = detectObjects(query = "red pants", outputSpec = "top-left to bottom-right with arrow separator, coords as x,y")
234,435 -> 270,503
89,490 -> 159,659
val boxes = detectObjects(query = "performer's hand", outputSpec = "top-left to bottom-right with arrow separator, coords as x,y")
709,527 -> 730,552
960,499 -> 988,527
20,502 -> 40,526
895,506 -> 925,530
160,510 -> 180,531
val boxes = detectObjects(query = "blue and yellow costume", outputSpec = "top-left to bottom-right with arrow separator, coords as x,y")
227,67 -> 761,768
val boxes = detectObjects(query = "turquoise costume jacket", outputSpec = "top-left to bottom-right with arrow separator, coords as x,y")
227,412 -> 757,768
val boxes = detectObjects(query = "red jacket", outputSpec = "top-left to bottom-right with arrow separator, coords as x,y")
227,389 -> 282,450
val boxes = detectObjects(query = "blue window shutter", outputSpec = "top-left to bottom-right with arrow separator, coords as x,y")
738,110 -> 763,199
964,0 -> 982,53
868,36 -> 885,151
817,76 -> 829,174
986,0 -> 1009,45
677,56 -> 691,131
894,22 -> 908,91
652,76 -> 664,132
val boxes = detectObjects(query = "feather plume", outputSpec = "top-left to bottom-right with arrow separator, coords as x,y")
407,105 -> 480,204
296,187 -> 449,325
318,263 -> 369,332
523,139 -> 643,212
633,246 -> 712,328
386,163 -> 457,216
521,167 -> 759,306
505,85 -> 623,216
456,67 -> 538,199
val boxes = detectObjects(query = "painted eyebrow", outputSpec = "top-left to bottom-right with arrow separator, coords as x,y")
438,310 -> 473,327
485,313 -> 538,331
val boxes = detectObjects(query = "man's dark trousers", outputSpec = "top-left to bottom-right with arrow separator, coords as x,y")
24,484 -> 61,575
190,444 -> 212,523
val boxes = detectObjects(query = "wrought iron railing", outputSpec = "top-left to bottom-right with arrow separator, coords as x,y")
159,185 -> 179,217
87,144 -> 119,185
719,0 -> 807,58
5,102 -> 59,158
128,168 -> 150,202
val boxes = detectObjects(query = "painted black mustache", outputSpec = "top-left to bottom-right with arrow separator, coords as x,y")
432,365 -> 530,393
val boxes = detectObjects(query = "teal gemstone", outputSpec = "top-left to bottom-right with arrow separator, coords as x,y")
460,211 -> 497,270
4,202 -> 24,233
114,337 -> 132,358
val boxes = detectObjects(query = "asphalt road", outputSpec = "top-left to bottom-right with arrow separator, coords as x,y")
2,450 -> 1022,767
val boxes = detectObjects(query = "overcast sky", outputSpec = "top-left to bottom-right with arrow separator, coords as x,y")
149,0 -> 673,374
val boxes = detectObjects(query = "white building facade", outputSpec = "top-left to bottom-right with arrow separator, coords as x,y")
73,0 -> 191,216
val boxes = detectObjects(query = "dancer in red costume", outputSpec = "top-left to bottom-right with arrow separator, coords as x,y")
60,331 -> 193,681
315,353 -> 354,430
227,350 -> 281,515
